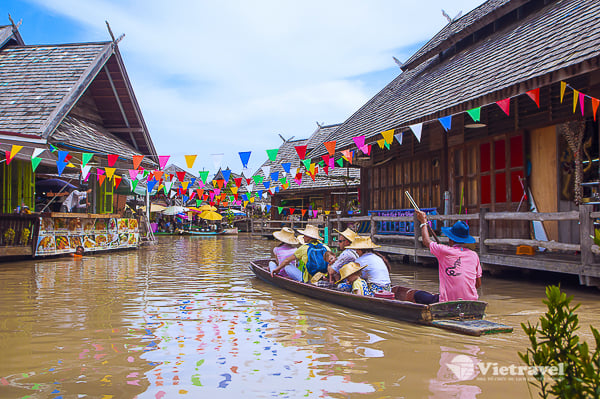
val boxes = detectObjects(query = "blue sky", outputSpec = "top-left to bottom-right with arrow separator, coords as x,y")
3,0 -> 483,177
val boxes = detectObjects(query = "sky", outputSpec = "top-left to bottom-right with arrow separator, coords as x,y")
3,0 -> 483,178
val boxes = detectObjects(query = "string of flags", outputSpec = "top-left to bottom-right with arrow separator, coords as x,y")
3,80 -> 598,210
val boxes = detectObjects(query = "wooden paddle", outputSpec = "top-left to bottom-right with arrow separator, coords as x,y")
405,191 -> 440,243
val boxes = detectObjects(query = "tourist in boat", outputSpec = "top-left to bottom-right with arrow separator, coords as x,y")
336,262 -> 373,296
271,224 -> 330,282
323,251 -> 336,265
327,228 -> 359,283
345,236 -> 392,293
415,210 -> 482,304
268,227 -> 302,281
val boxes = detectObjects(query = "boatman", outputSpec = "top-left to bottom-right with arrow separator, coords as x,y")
415,210 -> 482,304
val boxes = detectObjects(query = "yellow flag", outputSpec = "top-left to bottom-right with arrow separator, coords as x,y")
181,181 -> 189,190
573,89 -> 579,113
231,186 -> 238,194
184,155 -> 197,169
243,200 -> 249,208
377,139 -> 385,149
9,145 -> 23,161
325,210 -> 330,215
67,162 -> 76,168
381,129 -> 394,145
560,81 -> 566,103
249,197 -> 255,203
105,167 -> 116,180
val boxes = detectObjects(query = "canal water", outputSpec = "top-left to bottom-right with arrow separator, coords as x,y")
1,234 -> 599,398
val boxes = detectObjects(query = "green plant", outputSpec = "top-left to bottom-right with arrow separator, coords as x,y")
4,228 -> 15,244
20,228 -> 31,245
225,209 -> 235,226
519,285 -> 600,398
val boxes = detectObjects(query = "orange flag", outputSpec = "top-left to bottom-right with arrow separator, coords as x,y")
324,141 -> 336,156
98,175 -> 106,187
526,88 -> 540,108
592,97 -> 599,121
133,155 -> 144,170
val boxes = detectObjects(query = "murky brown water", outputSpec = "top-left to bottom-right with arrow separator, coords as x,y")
1,234 -> 599,398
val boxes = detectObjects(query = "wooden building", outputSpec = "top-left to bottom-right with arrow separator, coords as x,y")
0,21 -> 157,258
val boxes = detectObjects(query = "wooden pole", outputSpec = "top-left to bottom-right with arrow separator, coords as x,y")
404,191 -> 440,243
580,204 -> 593,268
479,208 -> 488,255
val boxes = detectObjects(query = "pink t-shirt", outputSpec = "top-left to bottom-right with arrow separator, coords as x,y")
273,244 -> 296,266
429,242 -> 482,302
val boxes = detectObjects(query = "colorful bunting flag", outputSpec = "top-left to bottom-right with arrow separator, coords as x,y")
560,81 -> 566,103
31,148 -> 45,159
57,150 -> 69,163
573,89 -> 579,113
466,108 -> 481,122
353,136 -> 365,150
147,179 -> 158,193
302,159 -> 311,170
252,175 -> 263,184
341,150 -> 353,164
7,145 -> 23,164
239,151 -> 251,168
261,165 -> 271,178
222,169 -> 231,183
295,145 -> 307,160
381,129 -> 394,146
184,154 -> 197,169
131,180 -> 139,192
282,162 -> 291,174
107,154 -> 118,167
31,157 -> 42,172
199,170 -> 209,184
98,174 -> 106,187
266,149 -> 278,162
409,123 -> 423,142
526,88 -> 540,108
336,158 -> 344,167
114,176 -> 122,189
56,160 -> 67,176
105,167 -> 116,180
277,207 -> 283,214
158,155 -> 170,169
270,171 -> 279,181
394,133 -> 403,145
592,98 -> 599,121
496,98 -> 510,116
289,208 -> 295,215
377,139 -> 385,149
132,155 -> 144,170
579,92 -> 585,116
181,181 -> 190,190
438,115 -> 452,131
234,177 -> 242,187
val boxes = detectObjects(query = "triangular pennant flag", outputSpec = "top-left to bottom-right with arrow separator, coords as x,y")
270,171 -> 279,181
364,144 -> 372,155
409,123 -> 423,142
299,209 -> 306,217
592,98 -> 599,121
147,179 -> 158,193
289,208 -> 295,215
560,81 -> 567,103
5,151 -> 13,165
282,162 -> 291,174
341,150 -> 353,164
196,188 -> 204,198
31,157 -> 42,172
323,165 -> 329,175
573,89 -> 579,113
158,155 -> 170,170
322,154 -> 330,166
234,177 -> 242,187
384,141 -> 390,150
98,174 -> 106,187
48,144 -> 58,153
526,88 -> 540,108
231,186 -> 238,194
277,207 -> 283,214
324,141 -> 336,157
31,148 -> 45,159
105,167 -> 116,180
302,159 -> 311,170
184,155 -> 197,169
181,181 -> 190,190
238,151 -> 251,168
80,164 -> 92,180
438,115 -> 452,131
217,179 -> 224,189
8,145 -> 23,162
253,175 -> 263,184
132,155 -> 144,170
579,92 -> 585,116
131,180 -> 139,192
466,108 -> 481,122
164,181 -> 174,195
114,176 -> 122,189
352,136 -> 365,150
190,177 -> 196,186
313,210 -> 318,218
496,98 -> 510,116
246,183 -> 254,192
279,177 -> 287,184
56,160 -> 67,176
222,169 -> 231,183
394,132 -> 403,145
263,181 -> 270,189
294,145 -> 307,160
266,149 -> 278,162
57,150 -> 69,163
261,166 -> 271,178
336,158 -> 344,167
128,169 -> 138,180
381,129 -> 394,145
377,139 -> 385,149
107,154 -> 118,167
182,195 -> 189,204
199,171 -> 209,184
211,153 -> 224,170
325,210 -> 330,215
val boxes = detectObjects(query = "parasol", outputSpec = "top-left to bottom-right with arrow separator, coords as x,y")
197,204 -> 217,211
199,210 -> 223,221
140,204 -> 166,213
162,206 -> 189,215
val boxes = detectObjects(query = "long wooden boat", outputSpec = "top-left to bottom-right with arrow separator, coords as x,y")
249,259 -> 512,336
188,230 -> 224,236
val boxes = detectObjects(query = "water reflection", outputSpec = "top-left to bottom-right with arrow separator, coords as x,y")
1,234 -> 600,398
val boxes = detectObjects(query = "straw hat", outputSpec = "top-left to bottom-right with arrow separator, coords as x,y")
273,227 -> 299,245
336,262 -> 366,284
296,224 -> 321,241
345,235 -> 381,250
334,228 -> 358,243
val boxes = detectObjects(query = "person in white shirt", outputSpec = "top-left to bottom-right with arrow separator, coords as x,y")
61,189 -> 91,213
345,236 -> 392,293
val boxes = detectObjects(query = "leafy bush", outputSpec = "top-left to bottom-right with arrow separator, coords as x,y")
519,285 -> 600,398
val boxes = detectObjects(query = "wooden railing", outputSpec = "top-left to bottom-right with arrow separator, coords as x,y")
0,213 -> 40,258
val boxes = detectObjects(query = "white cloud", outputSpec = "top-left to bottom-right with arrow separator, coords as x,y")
28,0 -> 483,174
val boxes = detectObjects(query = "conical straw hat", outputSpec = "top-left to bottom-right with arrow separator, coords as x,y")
296,224 -> 321,241
345,235 -> 380,249
334,228 -> 358,242
336,262 -> 366,284
272,227 -> 299,245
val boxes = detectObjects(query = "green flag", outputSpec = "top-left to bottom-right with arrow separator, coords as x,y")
336,158 -> 344,167
252,175 -> 263,184
82,153 -> 94,167
266,148 -> 278,162
302,159 -> 311,170
131,180 -> 139,192
31,157 -> 42,172
196,199 -> 202,207
277,206 -> 283,214
279,177 -> 287,184
466,107 -> 481,122
199,171 -> 209,184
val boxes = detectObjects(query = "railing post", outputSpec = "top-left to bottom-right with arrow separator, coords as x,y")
414,212 -> 421,248
326,216 -> 332,246
336,212 -> 341,234
369,213 -> 376,239
580,205 -> 593,268
479,208 -> 488,256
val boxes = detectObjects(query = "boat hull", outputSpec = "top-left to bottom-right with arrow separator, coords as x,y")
249,259 -> 489,327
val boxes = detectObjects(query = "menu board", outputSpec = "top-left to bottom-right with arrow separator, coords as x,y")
35,216 -> 140,257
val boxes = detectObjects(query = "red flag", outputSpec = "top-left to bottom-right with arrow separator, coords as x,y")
220,193 -> 226,201
592,97 -> 599,121
289,208 -> 295,214
234,178 -> 242,187
322,154 -> 330,164
496,98 -> 510,115
324,141 -> 336,156
526,88 -> 540,108
217,180 -> 224,189
324,165 -> 329,175
176,171 -> 186,182
65,154 -> 73,162
246,178 -> 252,185
107,154 -> 118,167
114,176 -> 122,189
295,145 -> 308,160
132,155 -> 144,170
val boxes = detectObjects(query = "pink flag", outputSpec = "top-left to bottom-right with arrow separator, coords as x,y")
128,169 -> 139,179
158,155 -> 170,170
353,136 -> 365,149
579,92 -> 585,116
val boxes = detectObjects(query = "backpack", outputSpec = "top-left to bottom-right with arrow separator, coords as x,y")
306,242 -> 328,276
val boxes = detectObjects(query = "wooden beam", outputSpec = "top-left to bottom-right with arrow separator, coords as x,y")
103,65 -> 139,151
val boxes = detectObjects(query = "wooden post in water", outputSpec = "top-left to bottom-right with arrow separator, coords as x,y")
369,213 -> 376,239
580,205 -> 593,268
479,208 -> 488,255
414,212 -> 421,263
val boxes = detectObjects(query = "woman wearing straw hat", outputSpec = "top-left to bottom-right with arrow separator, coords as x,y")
415,210 -> 482,304
327,228 -> 359,283
345,236 -> 392,293
272,224 -> 330,282
269,227 -> 303,281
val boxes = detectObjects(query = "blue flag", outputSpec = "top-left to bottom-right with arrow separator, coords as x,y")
222,169 -> 231,183
270,171 -> 279,181
438,115 -> 452,132
282,163 -> 291,173
238,151 -> 251,168
263,181 -> 270,189
147,179 -> 158,193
